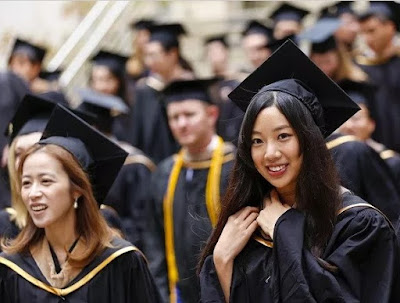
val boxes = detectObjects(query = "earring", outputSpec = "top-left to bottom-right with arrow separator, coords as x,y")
74,197 -> 78,209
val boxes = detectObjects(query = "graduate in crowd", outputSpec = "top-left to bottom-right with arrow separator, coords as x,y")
300,16 -> 367,85
90,50 -> 131,143
0,71 -> 30,208
31,69 -> 64,95
0,94 -> 124,245
326,129 -> 400,227
144,78 -> 235,303
129,23 -> 194,164
269,2 -> 308,40
356,1 -> 400,152
299,17 -> 400,217
76,88 -> 155,248
198,40 -> 400,302
319,1 -> 360,54
204,34 -> 244,144
338,80 -> 400,188
126,19 -> 155,82
204,35 -> 233,79
7,38 -> 47,87
0,104 -> 160,302
241,20 -> 273,72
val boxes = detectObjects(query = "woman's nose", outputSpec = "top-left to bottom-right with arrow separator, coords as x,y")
28,183 -> 42,199
264,143 -> 281,161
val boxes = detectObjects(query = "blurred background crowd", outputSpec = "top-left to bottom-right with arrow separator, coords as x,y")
2,1 -> 400,301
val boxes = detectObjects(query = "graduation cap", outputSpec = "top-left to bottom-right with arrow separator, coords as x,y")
320,1 -> 355,18
242,20 -> 273,38
266,34 -> 298,53
130,19 -> 155,30
5,94 -> 57,144
39,69 -> 63,82
228,40 -> 360,138
10,38 -> 47,63
76,88 -> 128,133
39,104 -> 128,204
339,79 -> 376,107
270,3 -> 309,23
91,50 -> 129,75
298,17 -> 342,53
149,23 -> 186,48
358,1 -> 400,30
39,91 -> 69,107
162,78 -> 220,105
205,35 -> 228,47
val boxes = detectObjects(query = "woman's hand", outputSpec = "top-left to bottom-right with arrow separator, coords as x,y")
214,206 -> 259,264
257,190 -> 291,240
213,206 -> 259,303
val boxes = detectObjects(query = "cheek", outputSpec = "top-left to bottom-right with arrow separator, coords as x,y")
251,148 -> 264,169
20,188 -> 29,205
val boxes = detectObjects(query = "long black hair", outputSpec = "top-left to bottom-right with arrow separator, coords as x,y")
199,88 -> 341,270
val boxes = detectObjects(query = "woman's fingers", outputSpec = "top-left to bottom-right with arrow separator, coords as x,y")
242,211 -> 259,229
236,206 -> 259,221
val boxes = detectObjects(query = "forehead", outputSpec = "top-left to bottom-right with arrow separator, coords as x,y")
167,99 -> 207,114
145,41 -> 164,52
253,106 -> 291,130
23,151 -> 64,174
242,34 -> 268,46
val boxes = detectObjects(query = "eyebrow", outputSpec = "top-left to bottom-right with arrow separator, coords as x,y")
22,173 -> 57,179
252,125 -> 291,134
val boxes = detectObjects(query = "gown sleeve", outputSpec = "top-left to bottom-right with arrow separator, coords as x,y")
142,167 -> 170,302
199,255 -> 226,303
271,207 -> 400,303
0,265 -> 11,302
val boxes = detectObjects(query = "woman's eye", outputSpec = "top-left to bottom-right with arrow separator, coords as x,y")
42,179 -> 53,185
22,180 -> 31,187
278,133 -> 291,140
252,138 -> 263,144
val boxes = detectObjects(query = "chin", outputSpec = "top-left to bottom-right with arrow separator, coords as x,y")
31,220 -> 49,229
178,137 -> 194,147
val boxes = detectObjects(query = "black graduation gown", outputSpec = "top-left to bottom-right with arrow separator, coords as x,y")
327,133 -> 400,226
0,71 -> 30,161
0,237 -> 160,302
379,148 -> 400,190
104,147 -> 155,248
143,145 -> 235,303
200,192 -> 400,302
128,78 -> 179,164
0,209 -> 19,242
0,169 -> 10,210
356,55 -> 400,152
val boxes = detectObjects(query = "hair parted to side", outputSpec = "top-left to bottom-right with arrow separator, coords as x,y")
198,89 -> 341,271
2,143 -> 116,268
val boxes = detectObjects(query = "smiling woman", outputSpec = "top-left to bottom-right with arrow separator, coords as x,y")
0,105 -> 160,302
198,40 -> 400,303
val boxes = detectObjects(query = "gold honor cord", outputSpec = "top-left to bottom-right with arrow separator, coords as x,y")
205,136 -> 224,227
163,136 -> 225,303
326,135 -> 357,150
380,149 -> 396,160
